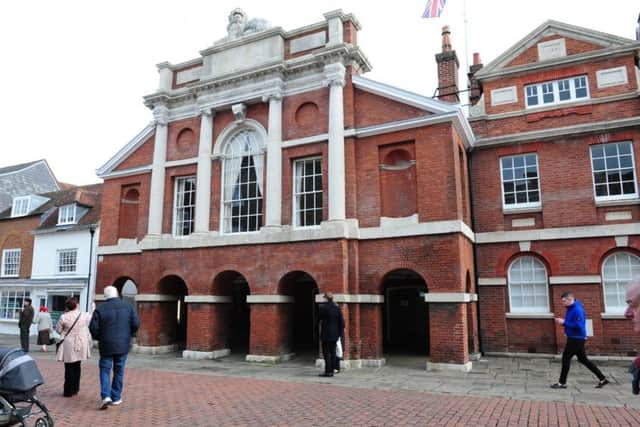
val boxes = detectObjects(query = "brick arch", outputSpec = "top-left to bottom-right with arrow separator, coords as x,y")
156,274 -> 189,296
277,271 -> 319,295
496,246 -> 554,277
504,251 -> 552,277
176,128 -> 195,153
210,270 -> 251,296
111,276 -> 138,295
596,246 -> 640,273
212,119 -> 268,158
378,267 -> 430,294
1,231 -> 23,249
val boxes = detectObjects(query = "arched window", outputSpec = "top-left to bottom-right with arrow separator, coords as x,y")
602,252 -> 640,313
508,256 -> 549,313
222,129 -> 264,233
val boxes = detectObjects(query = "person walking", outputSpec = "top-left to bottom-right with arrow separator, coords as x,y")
89,286 -> 140,410
56,297 -> 92,397
34,306 -> 53,352
18,298 -> 34,352
550,292 -> 608,389
625,278 -> 640,394
317,292 -> 344,378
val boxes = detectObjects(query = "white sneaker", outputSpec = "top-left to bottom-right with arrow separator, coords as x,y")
99,397 -> 112,410
111,399 -> 122,406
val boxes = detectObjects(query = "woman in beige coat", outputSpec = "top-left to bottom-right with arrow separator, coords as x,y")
55,297 -> 91,397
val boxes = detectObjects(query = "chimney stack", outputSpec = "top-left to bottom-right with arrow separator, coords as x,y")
468,52 -> 484,106
435,25 -> 460,103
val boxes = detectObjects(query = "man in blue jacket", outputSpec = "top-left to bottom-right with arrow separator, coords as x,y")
89,285 -> 140,409
551,292 -> 608,389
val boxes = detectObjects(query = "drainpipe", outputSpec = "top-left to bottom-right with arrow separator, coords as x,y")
85,224 -> 96,312
467,149 -> 484,355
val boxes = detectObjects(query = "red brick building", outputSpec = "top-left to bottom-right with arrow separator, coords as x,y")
470,21 -> 640,356
96,9 -> 476,370
96,11 -> 640,369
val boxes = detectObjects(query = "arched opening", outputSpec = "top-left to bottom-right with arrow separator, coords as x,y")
213,271 -> 250,354
122,279 -> 138,315
118,188 -> 140,239
382,269 -> 428,355
278,271 -> 319,355
158,275 -> 189,349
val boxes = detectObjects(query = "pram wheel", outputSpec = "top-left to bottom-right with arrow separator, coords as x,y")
34,416 -> 53,427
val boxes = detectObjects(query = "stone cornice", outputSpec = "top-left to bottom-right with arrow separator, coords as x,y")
200,27 -> 287,56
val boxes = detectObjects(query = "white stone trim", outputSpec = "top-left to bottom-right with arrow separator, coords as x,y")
518,241 -> 531,251
97,124 -> 155,177
246,353 -> 293,364
478,278 -> 507,286
315,294 -> 384,304
246,295 -> 294,304
615,235 -> 629,247
360,219 -> 475,242
476,222 -> 640,244
94,295 -> 105,301
424,293 -> 476,303
595,198 -> 640,207
264,92 -> 283,227
148,119 -> 168,235
94,165 -> 152,180
135,294 -> 180,302
165,157 -> 198,168
194,110 -> 213,233
600,313 -> 627,320
549,275 -> 601,284
182,349 -> 230,360
426,361 -> 472,372
490,86 -> 518,106
184,295 -> 232,303
596,66 -> 628,88
606,211 -> 632,221
537,38 -> 566,61
505,312 -> 554,319
97,239 -> 142,255
131,344 -> 178,355
512,218 -> 535,228
290,32 -> 326,54
281,133 -> 328,148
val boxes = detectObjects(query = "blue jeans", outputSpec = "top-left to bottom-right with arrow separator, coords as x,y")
99,354 -> 127,401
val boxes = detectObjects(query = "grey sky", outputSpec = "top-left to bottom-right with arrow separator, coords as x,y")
1,1 -> 637,184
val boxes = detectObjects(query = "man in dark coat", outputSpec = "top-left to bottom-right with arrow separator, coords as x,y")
90,286 -> 140,409
318,292 -> 344,377
19,298 -> 34,352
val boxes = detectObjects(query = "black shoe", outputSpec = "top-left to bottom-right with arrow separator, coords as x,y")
318,373 -> 333,377
595,379 -> 609,388
550,383 -> 566,389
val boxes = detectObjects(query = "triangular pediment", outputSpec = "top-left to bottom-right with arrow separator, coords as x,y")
475,20 -> 640,79
96,125 -> 155,177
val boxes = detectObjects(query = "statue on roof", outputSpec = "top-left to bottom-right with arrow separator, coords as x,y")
221,8 -> 271,42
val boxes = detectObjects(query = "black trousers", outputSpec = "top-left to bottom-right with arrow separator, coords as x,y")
559,338 -> 605,384
321,341 -> 337,375
19,328 -> 29,353
64,361 -> 82,397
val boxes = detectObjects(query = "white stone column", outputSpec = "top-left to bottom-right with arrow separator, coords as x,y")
324,63 -> 346,221
263,92 -> 283,228
194,108 -> 214,233
147,106 -> 169,235
323,10 -> 344,46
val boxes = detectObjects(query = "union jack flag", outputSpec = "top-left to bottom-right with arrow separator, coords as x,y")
422,0 -> 447,18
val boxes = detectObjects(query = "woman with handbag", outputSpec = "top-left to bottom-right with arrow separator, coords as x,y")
34,306 -> 53,352
55,297 -> 91,397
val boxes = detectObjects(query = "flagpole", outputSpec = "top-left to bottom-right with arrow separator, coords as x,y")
462,0 -> 470,112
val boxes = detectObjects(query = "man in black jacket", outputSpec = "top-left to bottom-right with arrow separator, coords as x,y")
18,298 -> 34,352
318,292 -> 344,377
90,286 -> 140,410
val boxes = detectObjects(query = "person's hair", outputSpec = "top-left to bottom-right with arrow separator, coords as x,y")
39,306 -> 47,313
104,286 -> 119,300
561,292 -> 574,299
324,292 -> 333,302
24,298 -> 32,305
65,297 -> 78,311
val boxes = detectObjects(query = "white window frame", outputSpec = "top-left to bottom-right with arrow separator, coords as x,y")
1,249 -> 21,277
172,176 -> 196,237
499,153 -> 542,210
589,141 -> 638,202
508,256 -> 550,314
57,204 -> 76,225
601,252 -> 640,313
524,75 -> 589,108
10,197 -> 30,217
57,249 -> 78,274
0,290 -> 30,320
220,129 -> 265,234
293,157 -> 323,228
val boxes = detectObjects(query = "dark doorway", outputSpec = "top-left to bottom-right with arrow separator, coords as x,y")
213,271 -> 251,355
279,271 -> 319,354
382,269 -> 428,355
158,275 -> 188,350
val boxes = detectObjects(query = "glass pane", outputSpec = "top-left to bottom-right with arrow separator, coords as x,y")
504,193 -> 515,204
503,182 -> 514,193
501,158 -> 512,169
528,191 -> 540,202
502,169 -> 513,180
605,144 -> 618,157
620,155 -> 632,168
591,145 -> 604,158
594,172 -> 606,184
609,183 -> 622,195
622,181 -> 635,194
618,143 -> 632,155
514,167 -> 525,179
608,171 -> 621,183
575,87 -> 587,98
516,192 -> 527,203
514,156 -> 525,168
592,158 -> 605,171
606,157 -> 619,169
528,179 -> 539,190
621,168 -> 635,181
595,184 -> 608,196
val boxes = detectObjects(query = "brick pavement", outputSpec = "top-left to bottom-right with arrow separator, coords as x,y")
26,358 -> 640,427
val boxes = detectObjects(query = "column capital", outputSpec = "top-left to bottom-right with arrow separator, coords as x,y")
231,103 -> 247,122
152,105 -> 170,126
261,91 -> 283,103
199,107 -> 215,117
323,63 -> 346,88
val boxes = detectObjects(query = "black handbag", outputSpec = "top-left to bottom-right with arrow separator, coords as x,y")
56,313 -> 82,353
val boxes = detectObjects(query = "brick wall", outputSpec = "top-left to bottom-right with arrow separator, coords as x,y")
0,216 -> 40,278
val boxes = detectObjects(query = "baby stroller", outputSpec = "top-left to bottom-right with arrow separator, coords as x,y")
0,348 -> 53,427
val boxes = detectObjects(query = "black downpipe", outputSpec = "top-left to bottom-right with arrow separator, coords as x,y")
467,148 -> 484,356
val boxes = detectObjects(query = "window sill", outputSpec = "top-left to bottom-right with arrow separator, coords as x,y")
600,313 -> 627,320
503,206 -> 542,215
594,198 -> 640,207
506,312 -> 554,319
